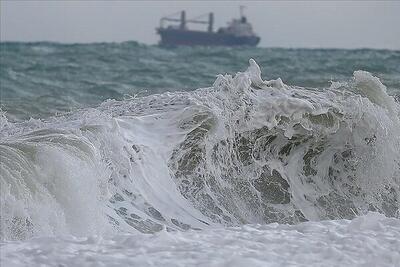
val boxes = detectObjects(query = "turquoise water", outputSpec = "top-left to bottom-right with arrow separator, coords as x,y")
1,42 -> 399,120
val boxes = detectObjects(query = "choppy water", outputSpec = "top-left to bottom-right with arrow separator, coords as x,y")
1,42 -> 399,120
0,42 -> 399,266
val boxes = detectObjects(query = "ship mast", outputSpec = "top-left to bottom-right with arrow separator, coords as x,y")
159,11 -> 214,32
240,5 -> 246,18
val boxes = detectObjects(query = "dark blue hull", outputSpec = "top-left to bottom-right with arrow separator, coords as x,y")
157,28 -> 260,47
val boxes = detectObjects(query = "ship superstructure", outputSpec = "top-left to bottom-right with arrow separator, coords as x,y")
157,7 -> 260,46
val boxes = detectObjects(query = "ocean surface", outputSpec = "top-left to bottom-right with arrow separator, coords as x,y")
1,42 -> 400,266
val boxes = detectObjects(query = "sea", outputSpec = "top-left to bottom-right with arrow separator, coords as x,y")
1,42 -> 399,266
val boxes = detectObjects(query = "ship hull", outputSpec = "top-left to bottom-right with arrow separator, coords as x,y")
157,28 -> 260,47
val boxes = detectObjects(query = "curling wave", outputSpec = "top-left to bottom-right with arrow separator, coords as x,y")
1,60 -> 399,241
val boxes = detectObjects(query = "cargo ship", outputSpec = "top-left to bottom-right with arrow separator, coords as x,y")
156,7 -> 260,47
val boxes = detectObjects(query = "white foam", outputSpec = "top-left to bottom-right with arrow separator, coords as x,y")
1,213 -> 399,267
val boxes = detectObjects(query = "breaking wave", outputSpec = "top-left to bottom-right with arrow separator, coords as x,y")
1,60 -> 399,241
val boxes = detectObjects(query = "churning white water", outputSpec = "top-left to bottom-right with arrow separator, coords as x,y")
1,60 -> 399,266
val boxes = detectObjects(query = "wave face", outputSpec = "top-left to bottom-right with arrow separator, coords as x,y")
1,59 -> 399,241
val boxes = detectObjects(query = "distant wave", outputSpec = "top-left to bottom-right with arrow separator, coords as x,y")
1,42 -> 399,121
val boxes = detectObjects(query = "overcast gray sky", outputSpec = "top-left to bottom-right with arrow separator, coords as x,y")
1,0 -> 399,49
